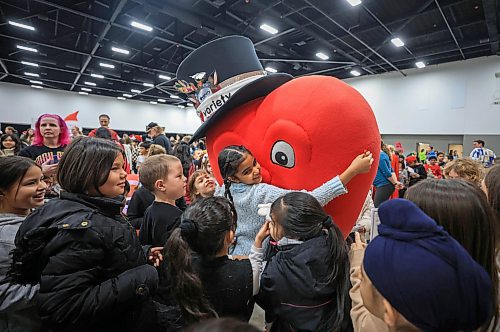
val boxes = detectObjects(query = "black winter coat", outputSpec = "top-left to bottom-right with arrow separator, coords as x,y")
257,234 -> 353,332
10,192 -> 160,332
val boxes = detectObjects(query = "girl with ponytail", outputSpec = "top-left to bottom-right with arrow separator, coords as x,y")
217,145 -> 373,256
250,192 -> 352,332
162,197 -> 256,325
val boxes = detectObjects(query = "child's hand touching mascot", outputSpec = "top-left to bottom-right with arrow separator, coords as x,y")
177,36 -> 380,237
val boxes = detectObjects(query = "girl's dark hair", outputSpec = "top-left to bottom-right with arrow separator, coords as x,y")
174,141 -> 193,177
94,127 -> 113,140
57,137 -> 122,195
484,165 -> 500,220
0,156 -> 39,194
184,318 -> 259,332
165,197 -> 236,323
270,192 -> 350,331
1,134 -> 22,154
217,145 -> 252,219
405,179 -> 499,330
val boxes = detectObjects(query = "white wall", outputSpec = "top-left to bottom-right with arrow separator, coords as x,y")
0,82 -> 201,133
345,56 -> 500,135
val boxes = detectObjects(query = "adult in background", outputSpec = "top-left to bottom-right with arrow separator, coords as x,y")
471,139 -> 496,168
146,122 -> 172,154
19,114 -> 70,174
87,114 -> 119,141
19,114 -> 70,198
373,142 -> 403,207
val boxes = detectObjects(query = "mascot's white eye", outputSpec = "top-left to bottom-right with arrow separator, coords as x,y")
271,141 -> 295,168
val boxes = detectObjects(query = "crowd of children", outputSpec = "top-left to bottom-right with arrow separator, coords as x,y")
0,114 -> 498,332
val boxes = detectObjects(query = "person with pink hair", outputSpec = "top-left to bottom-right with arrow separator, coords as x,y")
19,114 -> 70,197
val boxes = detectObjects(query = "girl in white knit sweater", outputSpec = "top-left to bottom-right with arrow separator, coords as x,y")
216,145 -> 373,256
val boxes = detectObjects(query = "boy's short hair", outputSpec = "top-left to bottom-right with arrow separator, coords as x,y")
140,154 -> 180,192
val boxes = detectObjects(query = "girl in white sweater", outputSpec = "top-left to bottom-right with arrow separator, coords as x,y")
216,145 -> 373,255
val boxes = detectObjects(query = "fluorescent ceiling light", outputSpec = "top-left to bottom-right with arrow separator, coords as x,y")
99,62 -> 115,69
260,24 -> 278,34
177,105 -> 185,109
117,97 -> 126,100
131,89 -> 142,94
346,0 -> 362,6
170,94 -> 180,99
159,74 -> 171,80
111,46 -> 130,55
391,37 -> 405,47
143,82 -> 154,87
21,61 -> 38,67
131,21 -> 153,32
187,103 -> 194,107
415,61 -> 426,68
17,45 -> 38,52
81,87 -> 92,92
84,81 -> 96,86
31,85 -> 43,89
91,73 -> 104,79
150,101 -> 158,105
265,66 -> 277,73
315,52 -> 329,60
158,99 -> 166,102
79,91 -> 88,95
8,21 -> 35,31
350,70 -> 361,77
123,93 -> 132,98
29,80 -> 42,84
24,72 -> 39,77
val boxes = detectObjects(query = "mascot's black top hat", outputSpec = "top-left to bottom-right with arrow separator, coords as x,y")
175,35 -> 293,140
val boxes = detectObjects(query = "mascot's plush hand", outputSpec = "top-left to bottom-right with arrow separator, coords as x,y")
207,75 -> 380,237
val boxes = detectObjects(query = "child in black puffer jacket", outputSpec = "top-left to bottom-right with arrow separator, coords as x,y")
9,137 -> 169,332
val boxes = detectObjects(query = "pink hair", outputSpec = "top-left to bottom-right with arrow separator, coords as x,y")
33,114 -> 71,146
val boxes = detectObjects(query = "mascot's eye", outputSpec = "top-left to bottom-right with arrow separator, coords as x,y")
271,141 -> 295,168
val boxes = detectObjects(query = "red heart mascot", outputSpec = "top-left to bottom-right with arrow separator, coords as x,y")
176,36 -> 380,237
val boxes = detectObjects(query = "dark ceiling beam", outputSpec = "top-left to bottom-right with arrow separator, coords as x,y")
259,58 -> 355,65
481,0 -> 499,54
254,28 -> 296,46
297,64 -> 356,77
362,5 -> 415,58
0,33 -> 175,76
0,57 -> 165,88
4,72 -> 174,100
129,0 -> 283,57
360,0 -> 433,63
70,0 -> 128,91
302,0 -> 406,76
434,0 -> 465,59
348,18 -> 484,60
365,41 -> 490,70
0,59 -> 9,75
30,0 -> 196,51
334,0 -> 470,41
250,0 -> 379,75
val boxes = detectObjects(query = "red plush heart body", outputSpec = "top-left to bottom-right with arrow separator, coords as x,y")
206,75 -> 380,237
